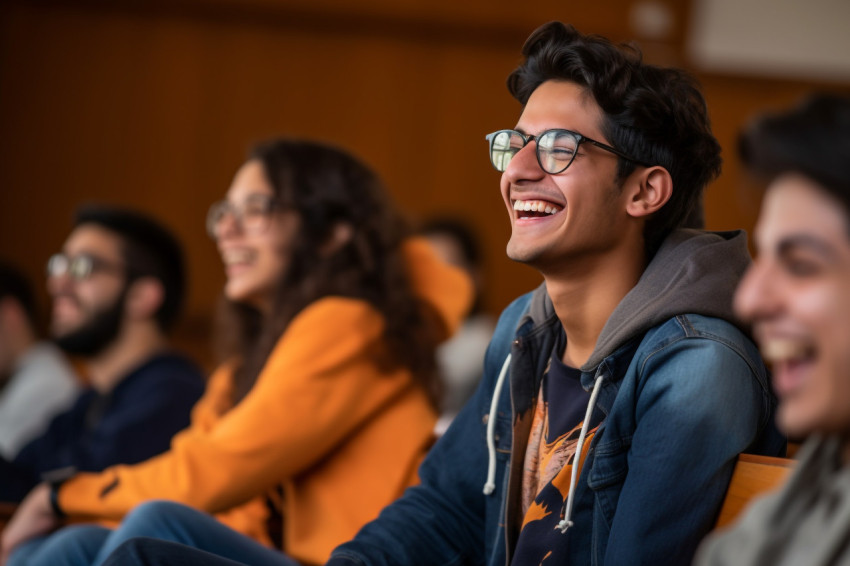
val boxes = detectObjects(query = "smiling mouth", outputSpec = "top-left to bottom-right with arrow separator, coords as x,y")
221,248 -> 254,268
760,339 -> 816,366
512,199 -> 563,218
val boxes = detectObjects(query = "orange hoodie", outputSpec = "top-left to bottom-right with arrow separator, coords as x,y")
56,238 -> 472,565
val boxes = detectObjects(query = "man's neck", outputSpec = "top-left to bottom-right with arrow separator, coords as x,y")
84,324 -> 168,393
544,244 -> 647,368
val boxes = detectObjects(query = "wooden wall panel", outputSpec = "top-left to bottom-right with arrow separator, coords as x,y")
0,0 -> 846,366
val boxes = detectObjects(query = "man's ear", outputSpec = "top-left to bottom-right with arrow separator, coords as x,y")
125,277 -> 165,321
625,166 -> 673,219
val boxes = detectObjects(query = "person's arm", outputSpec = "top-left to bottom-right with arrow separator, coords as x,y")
328,294 -> 530,566
602,329 -> 772,566
328,375 -> 490,566
58,298 -> 420,520
0,367 -> 219,556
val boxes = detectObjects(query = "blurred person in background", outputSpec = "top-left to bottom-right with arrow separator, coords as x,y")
695,94 -> 850,566
0,138 -> 472,566
0,261 -> 79,461
419,217 -> 495,434
0,206 -> 205,504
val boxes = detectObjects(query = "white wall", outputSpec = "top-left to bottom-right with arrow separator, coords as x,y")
689,0 -> 850,82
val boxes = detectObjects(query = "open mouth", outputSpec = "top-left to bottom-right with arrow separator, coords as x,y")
221,248 -> 254,267
512,199 -> 564,219
760,338 -> 817,396
221,248 -> 257,278
761,339 -> 816,366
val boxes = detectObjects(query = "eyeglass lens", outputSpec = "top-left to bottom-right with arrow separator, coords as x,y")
206,195 -> 277,239
47,254 -> 96,280
489,130 -> 579,175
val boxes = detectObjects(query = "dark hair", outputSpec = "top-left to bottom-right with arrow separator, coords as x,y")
507,21 -> 721,254
74,205 -> 186,332
218,139 -> 441,404
419,218 -> 482,270
739,93 -> 850,219
0,261 -> 39,331
419,217 -> 485,314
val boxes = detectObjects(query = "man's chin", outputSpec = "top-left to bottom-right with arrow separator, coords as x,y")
505,241 -> 542,265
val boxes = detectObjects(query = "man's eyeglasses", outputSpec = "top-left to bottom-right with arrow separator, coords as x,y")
206,195 -> 281,239
485,129 -> 651,175
46,253 -> 125,281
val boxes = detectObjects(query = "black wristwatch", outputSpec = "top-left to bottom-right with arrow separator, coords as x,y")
42,465 -> 76,519
48,479 -> 67,518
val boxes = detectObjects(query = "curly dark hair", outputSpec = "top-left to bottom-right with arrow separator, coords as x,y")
216,139 -> 442,405
739,93 -> 850,221
507,21 -> 722,255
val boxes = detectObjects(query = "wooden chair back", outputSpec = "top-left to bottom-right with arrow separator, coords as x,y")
714,453 -> 794,529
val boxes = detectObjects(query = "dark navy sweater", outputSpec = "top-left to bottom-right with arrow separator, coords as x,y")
0,352 -> 205,502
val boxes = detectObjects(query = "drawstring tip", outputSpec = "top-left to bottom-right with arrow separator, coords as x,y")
483,482 -> 495,495
557,519 -> 573,534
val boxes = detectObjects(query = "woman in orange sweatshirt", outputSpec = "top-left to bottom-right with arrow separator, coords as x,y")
1,139 -> 472,566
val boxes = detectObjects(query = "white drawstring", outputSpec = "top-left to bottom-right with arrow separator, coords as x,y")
557,373 -> 604,533
483,354 -> 512,495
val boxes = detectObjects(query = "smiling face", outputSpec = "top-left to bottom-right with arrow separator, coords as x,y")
47,225 -> 129,355
500,80 -> 634,273
734,173 -> 850,438
215,159 -> 301,313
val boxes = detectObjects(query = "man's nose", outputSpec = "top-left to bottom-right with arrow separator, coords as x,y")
503,141 -> 545,183
734,260 -> 778,323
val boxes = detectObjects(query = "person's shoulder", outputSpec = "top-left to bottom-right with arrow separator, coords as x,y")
646,313 -> 749,343
17,341 -> 78,383
293,296 -> 382,330
121,353 -> 206,395
272,298 -> 385,355
639,314 -> 763,374
146,352 -> 204,378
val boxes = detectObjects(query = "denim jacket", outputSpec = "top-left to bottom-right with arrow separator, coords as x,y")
329,230 -> 785,566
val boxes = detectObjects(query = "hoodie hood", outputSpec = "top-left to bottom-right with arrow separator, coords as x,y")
517,229 -> 752,372
586,229 -> 751,370
403,237 -> 475,342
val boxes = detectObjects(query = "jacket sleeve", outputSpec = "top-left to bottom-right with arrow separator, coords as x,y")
602,327 -> 772,566
58,298 -> 418,520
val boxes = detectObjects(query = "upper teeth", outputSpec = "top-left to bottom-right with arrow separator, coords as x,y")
761,339 -> 813,363
222,249 -> 253,265
513,199 -> 561,214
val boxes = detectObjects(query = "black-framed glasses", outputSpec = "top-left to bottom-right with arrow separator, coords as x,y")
485,128 -> 651,175
46,253 -> 126,281
206,194 -> 281,239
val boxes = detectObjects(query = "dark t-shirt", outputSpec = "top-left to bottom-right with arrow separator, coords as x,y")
512,336 -> 603,565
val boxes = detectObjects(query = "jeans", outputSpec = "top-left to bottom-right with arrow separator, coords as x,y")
8,500 -> 298,566
102,538 -> 253,566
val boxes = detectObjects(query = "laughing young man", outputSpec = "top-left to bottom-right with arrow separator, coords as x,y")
695,95 -> 850,566
93,21 -> 784,566
327,21 -> 783,566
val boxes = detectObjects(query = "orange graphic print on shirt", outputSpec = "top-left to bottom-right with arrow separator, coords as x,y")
520,385 -> 598,530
